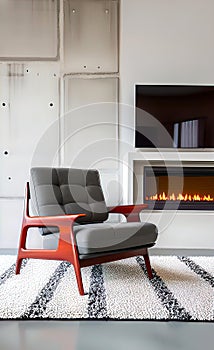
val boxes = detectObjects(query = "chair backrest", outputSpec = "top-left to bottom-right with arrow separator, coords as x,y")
30,167 -> 109,225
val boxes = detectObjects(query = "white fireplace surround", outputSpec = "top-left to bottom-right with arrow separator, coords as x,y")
127,150 -> 214,249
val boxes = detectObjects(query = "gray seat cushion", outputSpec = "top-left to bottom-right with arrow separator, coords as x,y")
74,222 -> 158,255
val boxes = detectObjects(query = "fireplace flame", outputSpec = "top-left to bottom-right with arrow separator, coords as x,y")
146,192 -> 214,201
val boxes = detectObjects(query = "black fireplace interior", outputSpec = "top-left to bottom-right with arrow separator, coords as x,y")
144,166 -> 214,210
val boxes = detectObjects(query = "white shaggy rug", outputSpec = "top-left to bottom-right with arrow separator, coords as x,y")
0,255 -> 213,321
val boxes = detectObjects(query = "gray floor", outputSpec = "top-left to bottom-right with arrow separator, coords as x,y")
0,249 -> 213,350
0,320 -> 214,350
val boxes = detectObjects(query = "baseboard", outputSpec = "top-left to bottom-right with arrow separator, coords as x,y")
150,248 -> 214,256
0,247 -> 213,256
0,249 -> 18,255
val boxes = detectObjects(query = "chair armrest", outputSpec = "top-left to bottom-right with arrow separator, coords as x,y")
23,213 -> 86,248
107,204 -> 148,222
108,204 -> 148,215
24,213 -> 85,228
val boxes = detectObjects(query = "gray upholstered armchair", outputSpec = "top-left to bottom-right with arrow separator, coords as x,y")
16,167 -> 158,295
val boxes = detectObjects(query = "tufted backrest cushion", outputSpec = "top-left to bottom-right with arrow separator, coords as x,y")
30,167 -> 109,226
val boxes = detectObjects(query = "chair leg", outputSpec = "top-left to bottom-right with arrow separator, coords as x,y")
58,227 -> 85,296
15,258 -> 23,275
16,225 -> 28,275
73,261 -> 85,296
143,251 -> 153,279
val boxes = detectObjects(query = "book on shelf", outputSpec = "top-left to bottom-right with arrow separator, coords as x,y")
173,118 -> 200,148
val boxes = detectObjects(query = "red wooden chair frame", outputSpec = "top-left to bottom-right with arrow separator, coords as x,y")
16,183 -> 153,295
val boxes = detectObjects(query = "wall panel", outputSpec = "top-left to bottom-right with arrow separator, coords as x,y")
63,76 -> 118,169
0,63 -> 60,197
64,0 -> 118,73
0,0 -> 59,59
0,198 -> 43,249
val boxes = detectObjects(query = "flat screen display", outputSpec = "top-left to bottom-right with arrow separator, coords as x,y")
135,85 -> 214,149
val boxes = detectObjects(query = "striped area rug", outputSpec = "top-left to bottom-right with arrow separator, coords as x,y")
0,255 -> 213,321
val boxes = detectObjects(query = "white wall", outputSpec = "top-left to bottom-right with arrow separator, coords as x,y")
119,0 -> 214,248
120,0 -> 214,144
1,0 -> 214,249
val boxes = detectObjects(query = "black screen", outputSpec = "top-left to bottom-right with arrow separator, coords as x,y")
135,85 -> 214,149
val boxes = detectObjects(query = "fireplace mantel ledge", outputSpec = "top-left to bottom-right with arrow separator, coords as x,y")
128,150 -> 214,163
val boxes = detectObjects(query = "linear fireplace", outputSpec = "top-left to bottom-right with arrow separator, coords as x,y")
144,166 -> 214,210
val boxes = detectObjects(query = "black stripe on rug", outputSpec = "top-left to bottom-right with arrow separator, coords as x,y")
88,264 -> 107,319
136,256 -> 192,321
178,256 -> 214,287
0,259 -> 28,286
20,261 -> 71,319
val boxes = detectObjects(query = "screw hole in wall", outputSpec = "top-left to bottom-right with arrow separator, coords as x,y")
49,102 -> 54,107
8,177 -> 11,181
83,65 -> 87,69
2,102 -> 6,107
4,151 -> 9,156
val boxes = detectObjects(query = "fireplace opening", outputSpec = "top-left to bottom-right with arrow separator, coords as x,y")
144,166 -> 214,210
